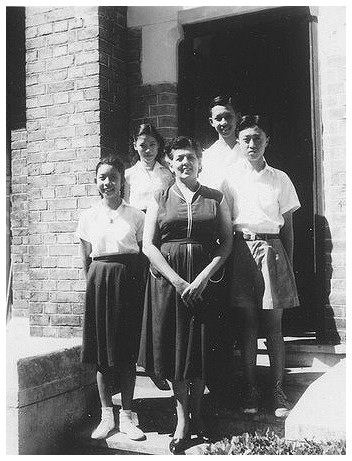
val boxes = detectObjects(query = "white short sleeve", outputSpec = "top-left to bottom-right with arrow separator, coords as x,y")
75,208 -> 93,242
278,171 -> 301,214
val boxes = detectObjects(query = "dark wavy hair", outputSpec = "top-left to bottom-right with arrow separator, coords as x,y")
95,156 -> 125,198
133,123 -> 165,162
164,136 -> 202,161
236,114 -> 271,137
95,155 -> 125,177
208,94 -> 238,116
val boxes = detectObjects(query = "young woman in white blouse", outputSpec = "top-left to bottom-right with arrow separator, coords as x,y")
76,156 -> 146,441
124,124 -> 174,392
124,124 -> 174,212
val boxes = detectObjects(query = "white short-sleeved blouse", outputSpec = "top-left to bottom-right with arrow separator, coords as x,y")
76,200 -> 145,258
221,159 -> 301,234
125,161 -> 173,210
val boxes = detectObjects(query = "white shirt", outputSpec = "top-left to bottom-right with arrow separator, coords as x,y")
199,139 -> 243,189
76,200 -> 145,258
221,158 -> 301,234
125,161 -> 173,210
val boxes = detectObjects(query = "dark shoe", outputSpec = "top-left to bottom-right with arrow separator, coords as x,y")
272,380 -> 290,418
190,418 -> 210,442
150,375 -> 171,391
169,433 -> 191,454
242,383 -> 259,414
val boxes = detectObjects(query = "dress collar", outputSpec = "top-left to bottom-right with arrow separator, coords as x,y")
99,198 -> 126,213
136,160 -> 162,173
171,182 -> 201,203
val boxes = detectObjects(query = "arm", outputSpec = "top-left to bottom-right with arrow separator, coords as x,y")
280,210 -> 294,264
219,178 -> 234,221
182,197 -> 233,304
79,238 -> 92,277
142,197 -> 190,298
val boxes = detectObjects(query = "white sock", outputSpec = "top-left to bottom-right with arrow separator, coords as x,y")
101,406 -> 114,421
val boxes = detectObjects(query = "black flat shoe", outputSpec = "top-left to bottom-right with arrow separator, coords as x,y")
150,375 -> 171,391
169,433 -> 191,454
195,429 -> 210,442
190,419 -> 210,441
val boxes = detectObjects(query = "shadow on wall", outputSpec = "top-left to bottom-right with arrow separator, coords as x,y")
315,215 -> 341,345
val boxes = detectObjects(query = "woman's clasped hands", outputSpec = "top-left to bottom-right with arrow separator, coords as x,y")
175,274 -> 209,308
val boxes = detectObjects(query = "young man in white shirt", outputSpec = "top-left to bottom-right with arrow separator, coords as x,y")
221,115 -> 300,418
198,95 -> 243,189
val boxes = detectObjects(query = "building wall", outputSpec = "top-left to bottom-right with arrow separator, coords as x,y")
317,7 -> 346,342
10,129 -> 29,318
9,6 -> 346,341
10,6 -> 129,336
126,8 -> 179,161
99,6 -> 129,159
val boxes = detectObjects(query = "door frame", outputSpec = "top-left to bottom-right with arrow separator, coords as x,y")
177,5 -> 325,334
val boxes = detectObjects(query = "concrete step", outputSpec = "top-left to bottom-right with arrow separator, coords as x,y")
233,337 -> 346,370
67,364 -> 327,455
65,338 -> 345,454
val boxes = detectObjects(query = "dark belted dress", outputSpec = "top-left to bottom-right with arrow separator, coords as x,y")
138,183 -> 225,381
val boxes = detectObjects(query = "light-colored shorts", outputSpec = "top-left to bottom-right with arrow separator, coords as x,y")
230,235 -> 300,310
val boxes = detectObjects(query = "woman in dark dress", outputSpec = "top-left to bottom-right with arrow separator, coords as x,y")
138,136 -> 232,453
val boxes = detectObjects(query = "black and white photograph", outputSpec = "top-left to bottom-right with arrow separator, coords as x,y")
6,2 -> 347,455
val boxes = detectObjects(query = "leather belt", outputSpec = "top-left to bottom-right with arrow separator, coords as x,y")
235,231 -> 280,241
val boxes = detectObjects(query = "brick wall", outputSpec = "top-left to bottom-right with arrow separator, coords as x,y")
127,27 -> 178,162
98,6 -> 128,159
11,6 -> 345,341
10,129 -> 29,318
23,7 -> 102,336
318,7 -> 346,343
10,6 -> 130,336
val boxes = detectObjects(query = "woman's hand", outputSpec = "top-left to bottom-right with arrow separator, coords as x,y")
174,278 -> 191,298
181,273 -> 209,306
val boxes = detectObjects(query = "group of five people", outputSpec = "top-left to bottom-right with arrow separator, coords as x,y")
76,95 -> 300,454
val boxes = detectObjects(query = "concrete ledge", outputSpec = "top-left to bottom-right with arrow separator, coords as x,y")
285,359 -> 346,441
7,319 -> 97,454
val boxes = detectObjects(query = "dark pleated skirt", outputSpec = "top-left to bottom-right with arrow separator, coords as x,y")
81,254 -> 145,369
138,241 -> 219,381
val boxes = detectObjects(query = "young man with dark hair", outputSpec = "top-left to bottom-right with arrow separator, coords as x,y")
199,95 -> 243,189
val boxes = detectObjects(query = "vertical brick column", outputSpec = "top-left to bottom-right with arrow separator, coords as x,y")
98,6 -> 128,159
25,7 -> 101,336
10,129 -> 29,317
318,7 -> 346,343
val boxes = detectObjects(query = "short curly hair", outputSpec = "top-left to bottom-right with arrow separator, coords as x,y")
164,136 -> 203,161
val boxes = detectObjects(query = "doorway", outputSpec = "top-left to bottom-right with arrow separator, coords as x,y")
178,6 -> 316,336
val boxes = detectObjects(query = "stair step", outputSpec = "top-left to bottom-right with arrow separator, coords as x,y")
232,337 -> 345,370
66,338 -> 345,455
69,365 -> 326,455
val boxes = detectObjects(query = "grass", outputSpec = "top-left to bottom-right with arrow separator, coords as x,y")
199,430 -> 346,455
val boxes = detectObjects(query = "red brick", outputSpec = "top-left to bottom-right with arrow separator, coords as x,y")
46,55 -> 74,71
30,314 -> 50,326
53,45 -> 68,57
51,315 -> 80,326
37,22 -> 53,36
48,80 -> 75,93
50,269 -> 79,280
30,326 -> 44,337
27,36 -> 47,50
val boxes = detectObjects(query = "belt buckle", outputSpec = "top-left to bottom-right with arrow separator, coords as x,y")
243,230 -> 257,241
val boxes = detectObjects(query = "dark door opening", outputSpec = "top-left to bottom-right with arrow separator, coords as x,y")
179,6 -> 316,336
